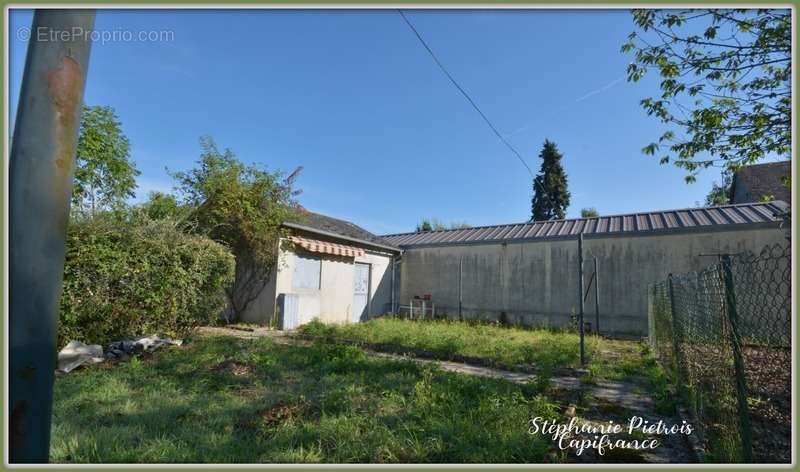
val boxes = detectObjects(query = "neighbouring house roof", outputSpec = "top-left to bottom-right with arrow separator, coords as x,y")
382,201 -> 788,248
284,209 -> 400,253
730,161 -> 791,204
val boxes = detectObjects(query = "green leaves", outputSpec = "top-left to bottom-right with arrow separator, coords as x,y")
642,143 -> 659,155
74,105 -> 140,216
59,215 -> 235,346
173,136 -> 301,318
622,9 -> 791,180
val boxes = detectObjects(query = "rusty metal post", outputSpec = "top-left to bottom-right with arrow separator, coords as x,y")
9,10 -> 94,463
578,233 -> 585,365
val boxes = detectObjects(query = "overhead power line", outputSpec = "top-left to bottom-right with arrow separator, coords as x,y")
397,10 -> 534,178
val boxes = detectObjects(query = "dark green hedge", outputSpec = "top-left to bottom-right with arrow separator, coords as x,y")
59,216 -> 235,346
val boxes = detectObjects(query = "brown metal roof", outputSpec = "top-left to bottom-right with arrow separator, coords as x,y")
382,201 -> 788,248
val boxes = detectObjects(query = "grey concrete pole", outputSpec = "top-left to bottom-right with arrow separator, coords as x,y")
9,9 -> 95,463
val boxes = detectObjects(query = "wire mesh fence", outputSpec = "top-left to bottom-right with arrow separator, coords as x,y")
648,243 -> 791,463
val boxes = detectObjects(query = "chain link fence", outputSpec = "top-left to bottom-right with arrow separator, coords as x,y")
648,243 -> 791,463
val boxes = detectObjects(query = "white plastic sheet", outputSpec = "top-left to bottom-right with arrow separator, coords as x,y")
57,341 -> 104,373
57,334 -> 182,374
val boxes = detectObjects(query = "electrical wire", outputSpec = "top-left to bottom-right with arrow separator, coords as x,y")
397,10 -> 534,178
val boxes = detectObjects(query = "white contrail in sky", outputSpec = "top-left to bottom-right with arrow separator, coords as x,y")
574,75 -> 626,102
502,74 -> 628,140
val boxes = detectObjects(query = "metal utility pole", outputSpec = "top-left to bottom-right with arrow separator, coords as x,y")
578,233 -> 585,365
9,10 -> 95,463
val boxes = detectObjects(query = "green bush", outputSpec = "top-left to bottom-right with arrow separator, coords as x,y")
59,215 -> 235,346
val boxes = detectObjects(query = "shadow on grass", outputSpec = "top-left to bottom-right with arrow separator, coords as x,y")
51,336 -> 559,464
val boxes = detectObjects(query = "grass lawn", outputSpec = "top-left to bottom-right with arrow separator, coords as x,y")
298,318 -> 668,388
52,335 -> 563,463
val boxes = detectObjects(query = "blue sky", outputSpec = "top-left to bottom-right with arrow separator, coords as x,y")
9,9 -> 752,235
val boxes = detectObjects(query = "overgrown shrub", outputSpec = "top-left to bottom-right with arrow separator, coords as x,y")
59,215 -> 235,346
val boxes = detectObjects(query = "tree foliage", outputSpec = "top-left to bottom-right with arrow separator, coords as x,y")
416,218 -> 471,232
449,221 -> 472,230
73,105 -> 140,215
623,9 -> 791,182
416,219 -> 434,232
531,140 -> 571,221
173,137 -> 302,319
138,191 -> 190,221
704,171 -> 732,206
580,207 -> 599,218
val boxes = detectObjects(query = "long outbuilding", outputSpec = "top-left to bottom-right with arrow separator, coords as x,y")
382,201 -> 789,337
241,201 -> 788,338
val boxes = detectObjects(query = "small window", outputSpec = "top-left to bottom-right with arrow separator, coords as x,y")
293,253 -> 321,289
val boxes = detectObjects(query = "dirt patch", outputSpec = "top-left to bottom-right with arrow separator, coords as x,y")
259,401 -> 309,427
236,400 -> 311,435
744,346 -> 790,463
212,359 -> 253,377
677,342 -> 790,463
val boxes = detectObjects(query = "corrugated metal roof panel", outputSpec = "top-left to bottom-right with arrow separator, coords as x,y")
429,230 -> 454,243
382,201 -> 787,248
607,216 -> 619,232
690,209 -> 711,226
635,214 -> 647,231
546,221 -> 563,236
496,225 -> 517,239
465,227 -> 492,241
752,203 -> 781,220
733,205 -> 759,223
450,229 -> 473,243
648,213 -> 662,230
674,211 -> 690,228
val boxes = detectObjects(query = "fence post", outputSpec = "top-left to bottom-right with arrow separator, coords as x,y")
458,255 -> 463,321
667,274 -> 684,384
594,256 -> 600,335
578,233 -> 585,366
721,255 -> 754,463
647,284 -> 654,348
391,257 -> 396,314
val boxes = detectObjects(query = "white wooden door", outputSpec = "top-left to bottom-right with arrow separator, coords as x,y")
352,263 -> 370,323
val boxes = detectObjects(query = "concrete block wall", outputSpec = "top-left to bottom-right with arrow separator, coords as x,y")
397,226 -> 788,337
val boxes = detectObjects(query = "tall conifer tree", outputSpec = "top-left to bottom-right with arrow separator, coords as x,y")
531,140 -> 570,221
